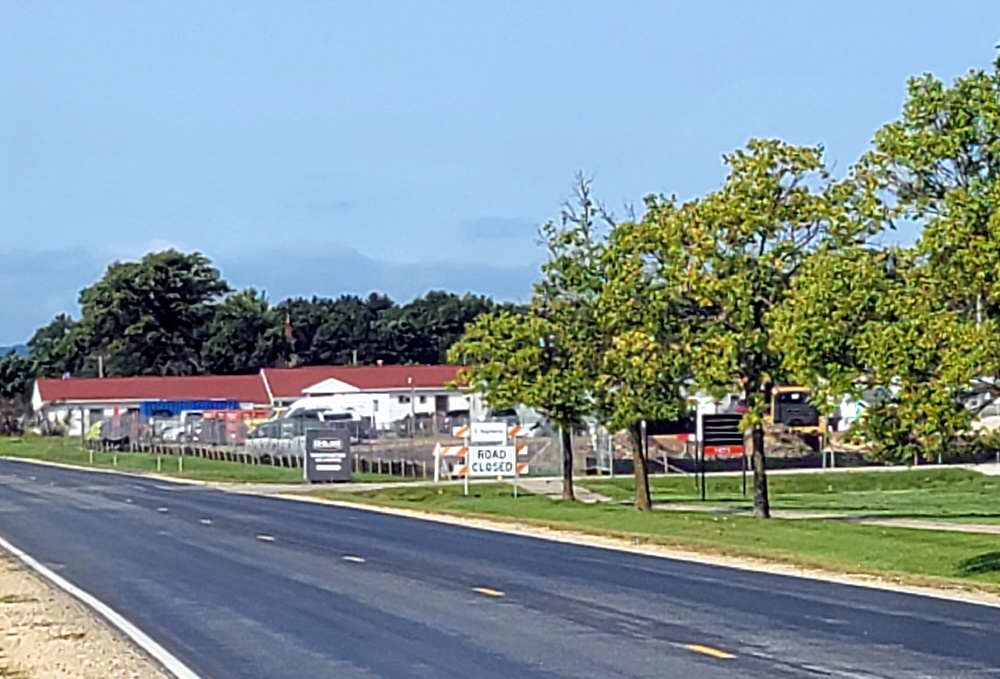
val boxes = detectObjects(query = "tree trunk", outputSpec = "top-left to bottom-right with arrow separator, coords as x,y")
750,423 -> 770,518
630,422 -> 651,511
560,425 -> 575,501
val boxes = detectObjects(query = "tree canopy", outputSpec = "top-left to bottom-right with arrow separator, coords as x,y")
14,250 -> 523,381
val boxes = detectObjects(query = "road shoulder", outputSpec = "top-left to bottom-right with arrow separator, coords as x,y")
0,550 -> 171,679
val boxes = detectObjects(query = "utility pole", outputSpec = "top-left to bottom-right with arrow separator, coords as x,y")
408,376 -> 415,453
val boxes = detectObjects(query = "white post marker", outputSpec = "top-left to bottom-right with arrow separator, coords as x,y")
513,427 -> 519,499
464,428 -> 470,497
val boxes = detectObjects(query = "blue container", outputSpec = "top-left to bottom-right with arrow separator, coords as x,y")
140,400 -> 241,418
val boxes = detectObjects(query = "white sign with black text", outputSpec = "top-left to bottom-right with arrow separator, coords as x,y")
469,422 -> 509,444
468,445 -> 518,478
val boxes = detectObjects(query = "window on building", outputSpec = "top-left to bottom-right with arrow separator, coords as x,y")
373,401 -> 379,412
418,395 -> 427,404
398,396 -> 410,404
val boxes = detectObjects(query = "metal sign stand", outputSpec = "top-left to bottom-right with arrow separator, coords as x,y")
463,426 -> 471,497
742,449 -> 748,497
699,437 -> 707,502
512,427 -> 519,499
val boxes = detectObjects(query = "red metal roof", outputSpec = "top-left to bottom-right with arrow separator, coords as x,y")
262,365 -> 462,398
34,365 -> 464,406
34,374 -> 270,405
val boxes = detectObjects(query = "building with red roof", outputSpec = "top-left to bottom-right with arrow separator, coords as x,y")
32,365 -> 471,435
33,374 -> 270,409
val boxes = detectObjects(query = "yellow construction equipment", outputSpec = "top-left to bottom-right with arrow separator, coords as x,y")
765,385 -> 823,435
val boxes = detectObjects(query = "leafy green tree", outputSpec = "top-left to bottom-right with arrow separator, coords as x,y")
634,140 -> 871,518
862,51 -> 1000,409
77,250 -> 229,376
449,310 -> 591,500
774,246 -> 982,463
450,177 -> 608,500
595,214 -> 693,510
0,351 -> 32,435
390,291 -> 497,364
0,352 -> 32,402
202,288 -> 285,374
27,314 -> 87,378
313,295 -> 387,366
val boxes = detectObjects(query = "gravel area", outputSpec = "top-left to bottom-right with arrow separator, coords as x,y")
0,552 -> 169,679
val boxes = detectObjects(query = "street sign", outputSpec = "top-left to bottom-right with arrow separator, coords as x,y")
469,422 -> 509,444
467,445 -> 517,477
304,429 -> 352,483
701,414 -> 744,457
698,413 -> 746,501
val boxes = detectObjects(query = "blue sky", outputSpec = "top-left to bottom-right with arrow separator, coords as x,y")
2,1 -> 999,343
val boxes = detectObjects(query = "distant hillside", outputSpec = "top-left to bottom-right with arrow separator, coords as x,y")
0,344 -> 27,356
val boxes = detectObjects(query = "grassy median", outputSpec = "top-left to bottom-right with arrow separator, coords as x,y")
581,468 -> 1000,521
303,480 -> 1000,591
0,437 -> 402,484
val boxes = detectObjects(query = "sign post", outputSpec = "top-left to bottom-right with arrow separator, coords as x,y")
304,429 -> 352,483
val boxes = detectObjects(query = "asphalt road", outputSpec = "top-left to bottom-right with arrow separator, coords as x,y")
1,460 -> 999,678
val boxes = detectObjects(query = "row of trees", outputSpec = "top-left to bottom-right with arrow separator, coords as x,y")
0,250 -> 521,402
451,51 -> 1000,518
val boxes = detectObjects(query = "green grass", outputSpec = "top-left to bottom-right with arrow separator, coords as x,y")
304,482 -> 1000,590
0,437 -> 409,485
582,468 -> 1000,521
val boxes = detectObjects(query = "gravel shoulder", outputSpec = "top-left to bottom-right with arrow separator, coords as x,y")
0,552 -> 169,679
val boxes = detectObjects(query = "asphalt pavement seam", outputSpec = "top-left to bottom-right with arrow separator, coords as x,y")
0,532 -> 204,679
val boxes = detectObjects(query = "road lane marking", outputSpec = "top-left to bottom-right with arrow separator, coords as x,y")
342,555 -> 365,564
473,587 -> 505,597
686,644 -> 735,660
0,534 -> 204,679
199,519 -> 212,526
256,534 -> 275,542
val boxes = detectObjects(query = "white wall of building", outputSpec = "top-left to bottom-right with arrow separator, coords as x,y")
296,381 -> 470,431
384,389 -> 469,424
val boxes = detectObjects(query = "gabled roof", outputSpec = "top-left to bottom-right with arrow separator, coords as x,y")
262,365 -> 462,399
32,364 -> 466,407
34,375 -> 270,406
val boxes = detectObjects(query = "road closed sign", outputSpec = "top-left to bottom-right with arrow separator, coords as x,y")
468,445 -> 517,477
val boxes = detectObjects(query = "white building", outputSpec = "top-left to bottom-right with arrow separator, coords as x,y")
261,365 -> 469,432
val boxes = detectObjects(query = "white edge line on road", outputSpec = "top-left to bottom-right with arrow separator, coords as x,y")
0,533 -> 203,679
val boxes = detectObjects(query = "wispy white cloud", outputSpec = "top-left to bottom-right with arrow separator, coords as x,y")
464,217 -> 540,241
98,239 -> 184,261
